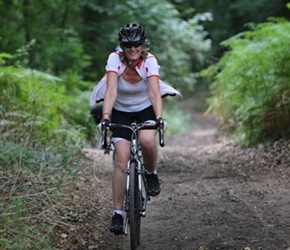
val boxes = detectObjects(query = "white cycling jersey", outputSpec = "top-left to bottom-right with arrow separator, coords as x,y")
89,52 -> 182,106
114,76 -> 151,112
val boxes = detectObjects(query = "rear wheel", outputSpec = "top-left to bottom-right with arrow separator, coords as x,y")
129,162 -> 141,249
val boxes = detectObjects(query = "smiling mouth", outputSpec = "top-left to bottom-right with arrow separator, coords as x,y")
127,50 -> 140,56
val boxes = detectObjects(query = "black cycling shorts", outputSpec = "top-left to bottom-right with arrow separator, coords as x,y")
111,105 -> 156,141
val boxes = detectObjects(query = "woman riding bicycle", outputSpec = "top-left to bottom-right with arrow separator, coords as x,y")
90,23 -> 181,234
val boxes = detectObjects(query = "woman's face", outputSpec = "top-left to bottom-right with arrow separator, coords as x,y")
122,42 -> 143,62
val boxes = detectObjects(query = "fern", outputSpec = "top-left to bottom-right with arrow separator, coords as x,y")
0,63 -> 86,145
202,17 -> 290,145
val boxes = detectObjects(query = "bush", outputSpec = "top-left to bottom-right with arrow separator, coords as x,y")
0,53 -> 83,249
202,17 -> 290,145
0,55 -> 86,146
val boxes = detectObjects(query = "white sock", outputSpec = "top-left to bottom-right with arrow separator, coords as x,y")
147,169 -> 157,175
113,210 -> 123,216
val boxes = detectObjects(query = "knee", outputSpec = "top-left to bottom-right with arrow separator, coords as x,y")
114,154 -> 129,171
140,136 -> 156,149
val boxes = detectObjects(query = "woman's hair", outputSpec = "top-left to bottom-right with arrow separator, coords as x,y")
119,43 -> 149,61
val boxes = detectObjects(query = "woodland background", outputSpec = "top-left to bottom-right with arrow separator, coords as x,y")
1,0 -> 290,249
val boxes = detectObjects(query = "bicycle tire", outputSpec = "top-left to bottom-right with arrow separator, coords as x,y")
129,161 -> 141,250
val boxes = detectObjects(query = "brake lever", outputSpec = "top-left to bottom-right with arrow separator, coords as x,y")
159,122 -> 165,147
101,123 -> 108,150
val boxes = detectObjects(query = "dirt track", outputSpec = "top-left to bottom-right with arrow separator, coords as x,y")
69,113 -> 290,250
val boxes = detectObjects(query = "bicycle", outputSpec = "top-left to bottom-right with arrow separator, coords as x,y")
100,120 -> 165,250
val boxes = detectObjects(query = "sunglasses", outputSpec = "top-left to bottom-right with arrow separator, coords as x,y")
122,42 -> 143,48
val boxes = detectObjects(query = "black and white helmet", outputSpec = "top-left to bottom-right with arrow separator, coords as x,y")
118,23 -> 146,43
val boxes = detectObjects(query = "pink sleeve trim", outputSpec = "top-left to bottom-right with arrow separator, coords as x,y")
106,70 -> 118,74
147,75 -> 159,78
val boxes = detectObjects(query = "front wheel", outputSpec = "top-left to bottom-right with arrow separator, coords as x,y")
129,162 -> 141,249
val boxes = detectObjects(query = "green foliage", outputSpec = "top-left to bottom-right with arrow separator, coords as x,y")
163,99 -> 191,135
0,0 -> 211,93
0,53 -> 12,65
172,0 -> 290,58
0,53 -> 82,249
60,71 -> 96,142
145,8 -> 212,90
202,17 -> 290,145
0,57 -> 86,146
0,1 -> 91,75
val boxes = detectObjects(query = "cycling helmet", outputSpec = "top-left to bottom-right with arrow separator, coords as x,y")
118,23 -> 146,43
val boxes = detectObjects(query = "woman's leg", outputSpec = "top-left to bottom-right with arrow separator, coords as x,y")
139,129 -> 158,172
112,139 -> 130,211
109,139 -> 130,233
139,129 -> 161,197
